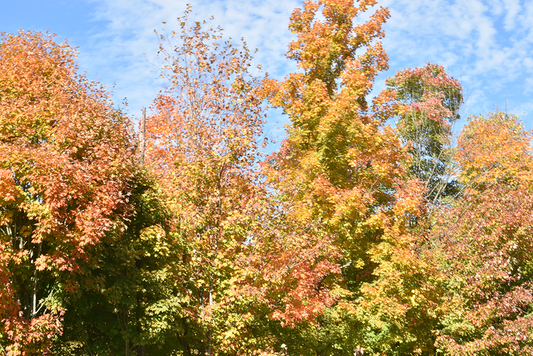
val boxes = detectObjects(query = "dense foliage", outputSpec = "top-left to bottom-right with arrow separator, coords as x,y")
1,1 -> 532,355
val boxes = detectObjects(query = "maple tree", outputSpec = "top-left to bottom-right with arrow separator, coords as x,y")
143,10 -> 274,354
262,0 -> 434,354
4,1 -> 533,355
385,63 -> 463,203
51,171 -> 176,356
0,31 -> 137,354
357,113 -> 533,355
142,9 -> 350,354
429,113 -> 533,354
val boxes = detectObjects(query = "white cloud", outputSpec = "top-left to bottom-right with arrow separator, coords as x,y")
79,0 -> 533,132
79,0 -> 301,129
503,0 -> 521,30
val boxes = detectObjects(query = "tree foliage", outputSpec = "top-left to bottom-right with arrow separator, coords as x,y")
144,10 -> 274,354
430,113 -> 533,355
0,31 -> 137,355
2,2 -> 533,356
385,63 -> 463,202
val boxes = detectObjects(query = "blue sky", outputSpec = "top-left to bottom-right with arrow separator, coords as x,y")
4,0 -> 533,142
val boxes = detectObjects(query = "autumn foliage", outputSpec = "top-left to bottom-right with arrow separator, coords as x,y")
0,31 -> 136,355
2,1 -> 533,355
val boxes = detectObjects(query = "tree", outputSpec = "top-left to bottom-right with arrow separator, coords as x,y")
143,10 -> 274,355
385,63 -> 463,203
51,171 -> 176,356
429,113 -> 533,355
0,31 -> 135,355
263,0 -> 427,353
361,113 -> 533,355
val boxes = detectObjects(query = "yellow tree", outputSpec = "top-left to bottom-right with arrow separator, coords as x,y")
263,0 -> 427,353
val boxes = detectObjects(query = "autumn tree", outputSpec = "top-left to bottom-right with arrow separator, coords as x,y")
359,113 -> 533,355
385,63 -> 463,203
142,10 -> 276,355
50,170 -> 177,356
262,0 -> 430,353
429,113 -> 533,354
0,31 -> 137,355
6,4 -> 531,356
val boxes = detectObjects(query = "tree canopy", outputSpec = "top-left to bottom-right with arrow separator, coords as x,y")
1,1 -> 533,355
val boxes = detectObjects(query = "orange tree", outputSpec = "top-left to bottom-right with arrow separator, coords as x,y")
429,113 -> 533,354
0,31 -> 137,354
143,10 -> 279,355
0,31 -> 175,356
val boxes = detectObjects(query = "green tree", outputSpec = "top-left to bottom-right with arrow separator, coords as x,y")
385,63 -> 463,203
51,171 -> 176,356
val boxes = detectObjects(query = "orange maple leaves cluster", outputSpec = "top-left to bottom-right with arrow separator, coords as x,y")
0,31 -> 135,353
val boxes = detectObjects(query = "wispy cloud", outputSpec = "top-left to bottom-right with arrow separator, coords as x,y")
80,0 -> 533,131
378,0 -> 533,120
80,0 -> 299,117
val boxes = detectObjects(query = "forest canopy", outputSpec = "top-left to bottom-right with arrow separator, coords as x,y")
1,1 -> 532,355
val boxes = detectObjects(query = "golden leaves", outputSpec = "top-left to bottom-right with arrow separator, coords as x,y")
457,112 -> 533,190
